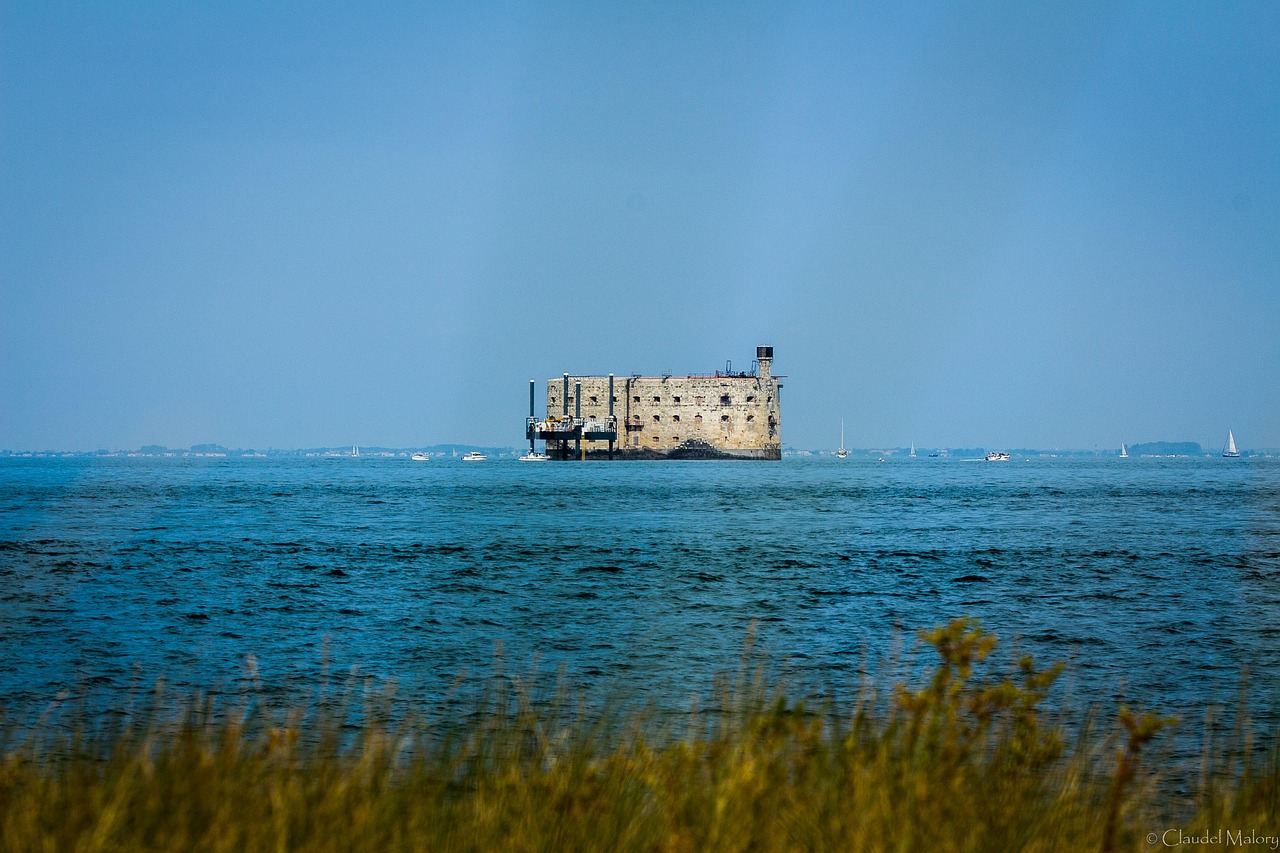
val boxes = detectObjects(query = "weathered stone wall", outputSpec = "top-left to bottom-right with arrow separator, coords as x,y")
546,357 -> 781,460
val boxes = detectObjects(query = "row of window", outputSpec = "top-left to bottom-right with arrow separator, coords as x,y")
552,394 -> 767,406
630,414 -> 754,424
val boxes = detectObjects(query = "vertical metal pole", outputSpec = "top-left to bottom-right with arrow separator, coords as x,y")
562,373 -> 570,459
529,379 -> 536,454
575,381 -> 582,460
608,373 -> 615,460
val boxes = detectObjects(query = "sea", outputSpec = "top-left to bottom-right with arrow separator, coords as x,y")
2,455 -> 1278,730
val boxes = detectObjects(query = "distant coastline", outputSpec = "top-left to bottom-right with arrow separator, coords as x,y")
2,442 -> 1275,459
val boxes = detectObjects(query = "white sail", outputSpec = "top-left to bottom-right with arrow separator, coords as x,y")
836,419 -> 848,458
1223,430 -> 1239,457
1119,444 -> 1128,458
909,442 -> 916,458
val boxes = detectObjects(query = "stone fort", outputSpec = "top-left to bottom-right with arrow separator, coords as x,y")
526,346 -> 781,460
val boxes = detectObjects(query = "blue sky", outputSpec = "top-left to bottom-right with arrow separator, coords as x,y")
3,2 -> 1277,451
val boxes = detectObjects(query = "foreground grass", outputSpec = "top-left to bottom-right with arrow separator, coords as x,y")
1,620 -> 1277,852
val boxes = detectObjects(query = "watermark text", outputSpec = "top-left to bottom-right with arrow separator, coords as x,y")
1148,829 -> 1280,849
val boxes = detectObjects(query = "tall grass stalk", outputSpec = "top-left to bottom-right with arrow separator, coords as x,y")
1,619 -> 1276,852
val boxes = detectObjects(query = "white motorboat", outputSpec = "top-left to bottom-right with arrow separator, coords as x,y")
984,451 -> 1011,461
518,451 -> 549,462
410,452 -> 430,461
461,451 -> 487,462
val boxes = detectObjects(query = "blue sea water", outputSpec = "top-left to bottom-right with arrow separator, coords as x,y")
1,455 -> 1278,724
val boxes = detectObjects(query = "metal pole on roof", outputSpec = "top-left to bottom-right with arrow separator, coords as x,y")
562,373 -> 570,459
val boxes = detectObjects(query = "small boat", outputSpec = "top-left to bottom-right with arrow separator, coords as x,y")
909,442 -> 916,458
410,452 -> 430,461
1223,431 -> 1240,458
461,451 -> 487,462
518,451 -> 549,462
836,419 -> 848,459
984,451 -> 1011,462
1119,444 -> 1128,458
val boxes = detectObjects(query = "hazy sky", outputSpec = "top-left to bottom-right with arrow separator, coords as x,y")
3,2 -> 1277,451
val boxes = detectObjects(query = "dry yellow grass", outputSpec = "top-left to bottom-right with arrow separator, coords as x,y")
1,619 -> 1275,852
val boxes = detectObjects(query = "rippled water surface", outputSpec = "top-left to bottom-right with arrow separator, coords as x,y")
2,456 -> 1278,719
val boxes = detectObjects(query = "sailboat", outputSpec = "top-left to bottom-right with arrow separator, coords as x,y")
1119,444 -> 1128,458
909,442 -> 916,458
836,420 -> 848,458
1223,430 -> 1240,458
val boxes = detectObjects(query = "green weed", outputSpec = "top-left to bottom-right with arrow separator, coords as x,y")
0,619 -> 1275,852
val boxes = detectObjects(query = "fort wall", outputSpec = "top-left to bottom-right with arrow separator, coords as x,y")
544,347 -> 781,460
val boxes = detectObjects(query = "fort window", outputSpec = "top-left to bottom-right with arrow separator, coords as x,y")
694,415 -> 703,425
653,396 -> 661,403
695,396 -> 705,405
589,396 -> 598,404
720,414 -> 730,423
568,396 -> 574,404
746,414 -> 755,422
631,415 -> 640,422
672,435 -> 680,442
720,394 -> 731,406
633,395 -> 640,403
612,396 -> 618,403
672,414 -> 680,423
673,396 -> 681,403
652,414 -> 661,423
651,435 -> 659,443
746,395 -> 756,403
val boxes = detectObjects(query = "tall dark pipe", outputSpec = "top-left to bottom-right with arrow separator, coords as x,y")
608,373 -> 615,459
575,381 -> 582,459
529,379 -> 536,454
562,373 -> 570,459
